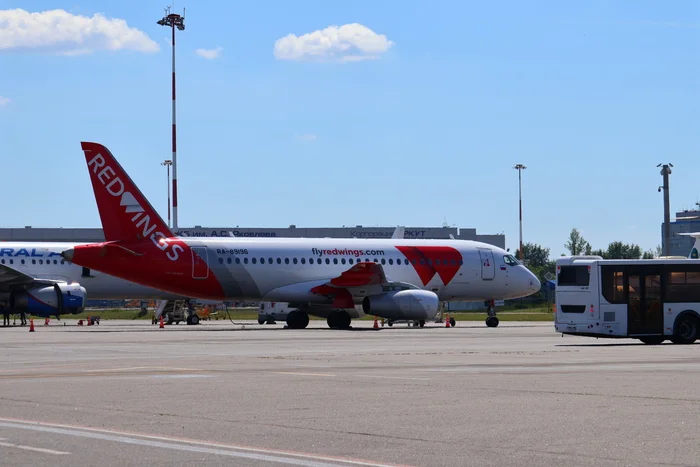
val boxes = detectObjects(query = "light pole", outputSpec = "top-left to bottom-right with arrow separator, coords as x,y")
161,160 -> 173,228
658,163 -> 673,256
513,164 -> 527,260
157,7 -> 185,231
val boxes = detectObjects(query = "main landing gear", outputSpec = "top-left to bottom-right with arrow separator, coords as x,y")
485,300 -> 499,328
327,310 -> 352,329
185,300 -> 200,325
286,310 -> 310,329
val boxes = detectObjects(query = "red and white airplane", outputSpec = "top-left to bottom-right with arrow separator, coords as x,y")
62,142 -> 541,329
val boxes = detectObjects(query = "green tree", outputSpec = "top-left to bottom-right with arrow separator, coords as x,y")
642,249 -> 655,259
590,248 -> 608,259
565,228 -> 590,255
605,241 -> 642,259
515,242 -> 550,268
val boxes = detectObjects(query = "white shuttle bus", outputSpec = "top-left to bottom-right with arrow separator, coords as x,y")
554,256 -> 700,345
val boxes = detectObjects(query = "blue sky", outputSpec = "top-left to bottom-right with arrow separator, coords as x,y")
0,1 -> 698,257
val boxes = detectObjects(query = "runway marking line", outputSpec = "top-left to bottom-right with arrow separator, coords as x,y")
273,372 -> 337,377
0,438 -> 70,455
355,375 -> 431,381
0,417 -> 414,467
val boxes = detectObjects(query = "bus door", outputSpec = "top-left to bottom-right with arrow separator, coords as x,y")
626,268 -> 663,336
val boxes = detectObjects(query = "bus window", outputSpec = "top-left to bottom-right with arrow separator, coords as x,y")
601,267 -> 625,303
558,265 -> 590,287
667,270 -> 700,302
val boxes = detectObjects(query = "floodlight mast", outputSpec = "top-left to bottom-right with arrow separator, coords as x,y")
157,6 -> 185,231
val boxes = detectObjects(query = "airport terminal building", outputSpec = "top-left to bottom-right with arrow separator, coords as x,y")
0,225 -> 506,248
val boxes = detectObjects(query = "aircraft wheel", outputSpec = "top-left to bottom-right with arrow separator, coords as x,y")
419,320 -> 425,328
485,316 -> 499,328
287,311 -> 309,329
387,320 -> 393,327
450,317 -> 456,327
258,318 -> 265,325
327,311 -> 351,329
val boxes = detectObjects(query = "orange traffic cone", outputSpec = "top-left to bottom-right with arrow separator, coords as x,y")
445,314 -> 451,328
29,318 -> 35,332
159,315 -> 164,329
44,318 -> 49,326
373,317 -> 378,329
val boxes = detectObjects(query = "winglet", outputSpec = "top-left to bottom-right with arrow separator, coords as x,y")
391,226 -> 405,239
81,142 -> 174,243
678,232 -> 700,259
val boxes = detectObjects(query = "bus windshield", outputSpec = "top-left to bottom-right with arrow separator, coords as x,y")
557,265 -> 590,287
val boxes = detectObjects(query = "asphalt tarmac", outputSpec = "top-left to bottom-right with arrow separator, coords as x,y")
0,319 -> 698,467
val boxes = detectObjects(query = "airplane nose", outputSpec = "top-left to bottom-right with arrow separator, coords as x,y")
530,273 -> 541,292
61,248 -> 74,262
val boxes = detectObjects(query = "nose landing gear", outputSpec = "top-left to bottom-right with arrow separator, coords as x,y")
485,300 -> 499,327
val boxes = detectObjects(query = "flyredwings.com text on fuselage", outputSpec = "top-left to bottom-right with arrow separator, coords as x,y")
311,248 -> 385,258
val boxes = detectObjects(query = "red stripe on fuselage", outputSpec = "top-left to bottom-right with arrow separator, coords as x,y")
395,246 -> 462,286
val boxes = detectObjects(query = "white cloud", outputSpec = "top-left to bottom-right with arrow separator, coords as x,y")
0,8 -> 159,55
195,47 -> 223,59
0,96 -> 10,107
274,23 -> 394,63
295,133 -> 318,142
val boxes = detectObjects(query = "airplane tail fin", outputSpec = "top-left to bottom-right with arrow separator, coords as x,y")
677,232 -> 700,259
80,142 -> 175,242
391,226 -> 405,239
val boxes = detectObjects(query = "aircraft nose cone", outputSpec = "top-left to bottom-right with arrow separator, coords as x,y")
61,248 -> 74,262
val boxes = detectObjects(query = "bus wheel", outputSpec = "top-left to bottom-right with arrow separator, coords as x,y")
639,337 -> 665,345
671,315 -> 698,345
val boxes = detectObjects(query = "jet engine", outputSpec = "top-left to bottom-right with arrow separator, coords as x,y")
10,283 -> 87,318
362,289 -> 439,321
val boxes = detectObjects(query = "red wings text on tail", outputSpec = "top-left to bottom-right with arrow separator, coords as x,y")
81,142 -> 175,243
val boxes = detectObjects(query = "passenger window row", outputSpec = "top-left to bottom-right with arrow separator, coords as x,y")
0,259 -> 65,266
217,256 -> 464,266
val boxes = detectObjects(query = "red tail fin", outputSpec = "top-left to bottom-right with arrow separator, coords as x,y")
81,142 -> 175,242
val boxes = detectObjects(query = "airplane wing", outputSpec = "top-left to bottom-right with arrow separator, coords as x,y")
310,262 -> 416,308
0,263 -> 58,292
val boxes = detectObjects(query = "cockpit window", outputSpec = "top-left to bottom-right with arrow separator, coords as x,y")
503,255 -> 520,266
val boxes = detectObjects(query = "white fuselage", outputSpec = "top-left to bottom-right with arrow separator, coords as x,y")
0,242 -> 181,300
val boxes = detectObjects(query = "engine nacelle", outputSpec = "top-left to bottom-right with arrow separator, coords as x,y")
362,290 -> 439,320
10,283 -> 87,318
